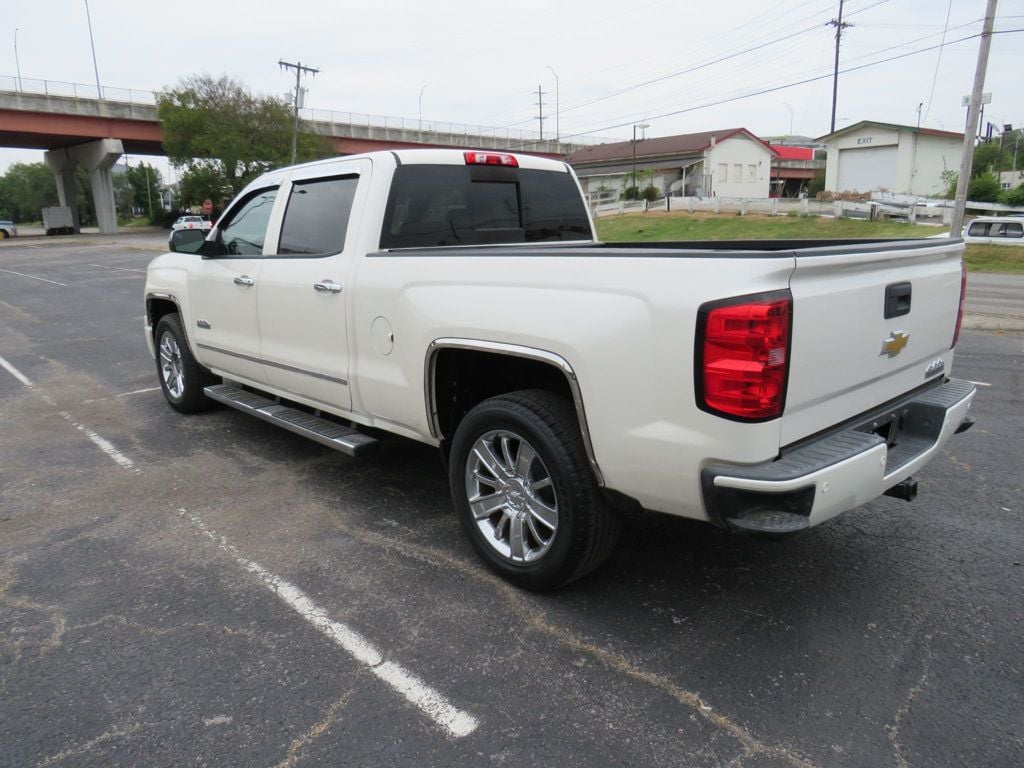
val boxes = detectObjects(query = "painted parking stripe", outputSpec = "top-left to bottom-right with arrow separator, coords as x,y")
181,509 -> 479,739
0,352 -> 139,473
87,263 -> 147,274
0,267 -> 68,287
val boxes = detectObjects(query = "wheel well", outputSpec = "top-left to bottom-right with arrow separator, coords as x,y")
147,298 -> 178,338
432,348 -> 574,441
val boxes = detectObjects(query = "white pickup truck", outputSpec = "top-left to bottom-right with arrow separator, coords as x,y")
145,149 -> 976,589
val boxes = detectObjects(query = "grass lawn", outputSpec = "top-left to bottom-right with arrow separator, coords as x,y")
593,212 -> 1022,273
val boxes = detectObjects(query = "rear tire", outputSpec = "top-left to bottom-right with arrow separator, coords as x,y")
449,390 -> 620,590
154,313 -> 217,414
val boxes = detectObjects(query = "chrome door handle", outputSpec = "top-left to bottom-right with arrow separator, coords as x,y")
313,280 -> 343,293
233,276 -> 255,287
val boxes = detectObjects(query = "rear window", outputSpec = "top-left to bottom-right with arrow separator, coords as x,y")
380,165 -> 591,249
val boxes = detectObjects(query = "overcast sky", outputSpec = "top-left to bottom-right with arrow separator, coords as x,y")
3,0 -> 1023,179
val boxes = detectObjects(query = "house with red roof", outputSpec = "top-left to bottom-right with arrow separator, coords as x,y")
567,128 -> 777,201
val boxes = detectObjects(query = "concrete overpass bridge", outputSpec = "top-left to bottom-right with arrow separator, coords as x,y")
0,79 -> 594,233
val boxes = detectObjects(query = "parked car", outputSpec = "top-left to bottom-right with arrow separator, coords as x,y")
962,216 -> 1024,245
145,149 -> 976,589
170,215 -> 212,232
0,220 -> 17,239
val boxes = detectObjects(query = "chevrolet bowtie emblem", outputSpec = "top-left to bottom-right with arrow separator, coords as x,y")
881,331 -> 910,357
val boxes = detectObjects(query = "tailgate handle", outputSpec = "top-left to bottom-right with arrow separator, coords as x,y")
884,282 -> 912,319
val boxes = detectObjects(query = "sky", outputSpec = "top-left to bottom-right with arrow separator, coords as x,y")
2,0 -> 1023,180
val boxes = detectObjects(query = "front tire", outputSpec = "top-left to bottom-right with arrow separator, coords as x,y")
449,390 -> 620,590
154,313 -> 216,413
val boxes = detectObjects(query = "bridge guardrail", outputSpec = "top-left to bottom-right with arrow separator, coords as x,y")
0,75 -> 611,149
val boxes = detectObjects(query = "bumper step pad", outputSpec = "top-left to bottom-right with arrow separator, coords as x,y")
204,384 -> 377,457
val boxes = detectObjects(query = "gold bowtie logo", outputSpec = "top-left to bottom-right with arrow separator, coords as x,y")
881,331 -> 910,357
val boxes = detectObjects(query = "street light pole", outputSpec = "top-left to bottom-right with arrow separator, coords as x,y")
631,122 -> 649,198
546,66 -> 559,148
83,0 -> 103,100
13,28 -> 22,92
419,85 -> 427,134
782,102 -> 793,137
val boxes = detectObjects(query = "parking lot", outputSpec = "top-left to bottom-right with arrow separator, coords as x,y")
1,235 -> 1021,768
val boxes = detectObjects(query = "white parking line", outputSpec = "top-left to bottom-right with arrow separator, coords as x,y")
0,352 -> 139,473
0,267 -> 67,287
180,509 -> 479,739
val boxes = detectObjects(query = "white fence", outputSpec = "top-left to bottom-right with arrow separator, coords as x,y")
593,195 -> 1024,225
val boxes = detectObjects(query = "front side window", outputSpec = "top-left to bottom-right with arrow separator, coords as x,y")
219,188 -> 278,256
990,222 -> 1023,239
277,176 -> 359,256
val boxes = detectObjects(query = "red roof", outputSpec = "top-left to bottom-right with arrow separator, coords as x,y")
568,128 -> 777,165
769,145 -> 814,160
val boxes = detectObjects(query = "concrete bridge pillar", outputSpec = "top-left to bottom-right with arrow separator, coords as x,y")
44,139 -> 123,235
43,148 -> 82,232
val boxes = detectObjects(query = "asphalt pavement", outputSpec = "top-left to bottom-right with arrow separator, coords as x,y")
1,235 -> 1021,767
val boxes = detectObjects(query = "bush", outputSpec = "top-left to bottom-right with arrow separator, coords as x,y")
1002,183 -> 1024,207
968,173 -> 1002,203
621,186 -> 639,201
640,186 -> 659,202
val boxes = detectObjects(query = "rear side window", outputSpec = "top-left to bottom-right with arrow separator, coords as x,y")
967,222 -> 989,237
380,165 -> 591,249
278,176 -> 358,256
991,221 -> 1022,239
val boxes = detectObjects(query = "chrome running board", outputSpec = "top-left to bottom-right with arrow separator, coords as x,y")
204,383 -> 377,457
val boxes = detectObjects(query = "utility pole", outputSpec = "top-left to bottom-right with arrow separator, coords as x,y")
279,59 -> 320,166
951,0 -> 998,238
534,85 -> 546,141
827,0 -> 852,134
546,66 -> 560,148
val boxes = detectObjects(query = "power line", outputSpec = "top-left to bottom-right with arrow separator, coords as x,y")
573,29 -> 1022,137
923,0 -> 955,122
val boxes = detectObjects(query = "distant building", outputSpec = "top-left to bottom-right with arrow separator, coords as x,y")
567,128 -> 777,201
816,121 -> 963,196
999,169 -> 1024,191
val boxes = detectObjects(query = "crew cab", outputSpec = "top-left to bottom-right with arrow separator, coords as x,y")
144,149 -> 976,589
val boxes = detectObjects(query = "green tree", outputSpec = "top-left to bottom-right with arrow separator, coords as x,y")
0,162 -> 58,222
178,162 -> 232,209
126,162 -> 162,221
1003,183 -> 1024,207
967,172 -> 1002,203
158,74 -> 331,198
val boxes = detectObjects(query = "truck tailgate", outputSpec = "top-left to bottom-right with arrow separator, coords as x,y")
782,239 -> 964,445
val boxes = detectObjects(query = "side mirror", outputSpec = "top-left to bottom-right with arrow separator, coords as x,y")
169,228 -> 207,254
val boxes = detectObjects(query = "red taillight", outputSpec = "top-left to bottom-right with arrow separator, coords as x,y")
698,293 -> 792,421
952,261 -> 967,349
464,151 -> 518,167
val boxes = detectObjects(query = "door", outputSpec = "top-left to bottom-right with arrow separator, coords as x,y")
257,171 -> 362,410
188,186 -> 280,384
837,145 -> 897,194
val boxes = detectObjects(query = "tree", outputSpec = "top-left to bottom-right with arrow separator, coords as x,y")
967,172 -> 1002,203
158,74 -> 332,198
0,163 -> 58,222
178,162 -> 231,209
126,162 -> 162,221
1002,183 -> 1024,207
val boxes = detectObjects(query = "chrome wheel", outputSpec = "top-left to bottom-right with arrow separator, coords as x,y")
159,331 -> 185,399
465,429 -> 558,563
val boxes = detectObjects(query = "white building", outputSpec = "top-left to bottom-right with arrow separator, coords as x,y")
817,121 -> 963,196
567,128 -> 777,201
999,170 -> 1024,191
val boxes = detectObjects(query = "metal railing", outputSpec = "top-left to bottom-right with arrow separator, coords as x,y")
0,74 -> 610,148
